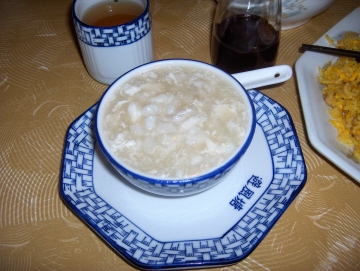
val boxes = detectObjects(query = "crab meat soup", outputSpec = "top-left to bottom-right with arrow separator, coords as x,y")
100,62 -> 251,179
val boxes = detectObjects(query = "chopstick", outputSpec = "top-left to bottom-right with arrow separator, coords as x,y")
302,44 -> 360,60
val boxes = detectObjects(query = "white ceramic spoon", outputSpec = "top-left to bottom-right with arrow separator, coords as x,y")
231,65 -> 293,90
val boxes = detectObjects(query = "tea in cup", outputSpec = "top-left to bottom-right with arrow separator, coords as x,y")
72,0 -> 154,85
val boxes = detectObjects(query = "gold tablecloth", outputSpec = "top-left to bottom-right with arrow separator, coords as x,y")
1,0 -> 359,270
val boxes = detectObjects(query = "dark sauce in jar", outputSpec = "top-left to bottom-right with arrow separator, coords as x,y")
211,14 -> 280,74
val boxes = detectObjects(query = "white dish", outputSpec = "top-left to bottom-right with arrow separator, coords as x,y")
295,7 -> 360,182
282,0 -> 335,30
60,90 -> 306,270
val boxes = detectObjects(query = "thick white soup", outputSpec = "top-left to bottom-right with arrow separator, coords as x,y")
101,63 -> 250,178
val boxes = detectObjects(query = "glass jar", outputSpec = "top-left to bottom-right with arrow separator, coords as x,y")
211,0 -> 282,74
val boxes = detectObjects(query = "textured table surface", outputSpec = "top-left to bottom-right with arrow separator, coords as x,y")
1,0 -> 359,270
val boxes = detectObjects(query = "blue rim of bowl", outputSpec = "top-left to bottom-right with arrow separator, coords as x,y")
94,58 -> 257,185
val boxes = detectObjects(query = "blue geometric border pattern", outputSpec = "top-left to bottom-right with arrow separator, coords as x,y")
74,10 -> 151,47
60,90 -> 306,269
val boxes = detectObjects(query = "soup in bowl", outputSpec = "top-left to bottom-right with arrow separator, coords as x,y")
95,59 -> 256,196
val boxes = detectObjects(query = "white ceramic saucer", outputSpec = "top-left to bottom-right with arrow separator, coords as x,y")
60,89 -> 307,270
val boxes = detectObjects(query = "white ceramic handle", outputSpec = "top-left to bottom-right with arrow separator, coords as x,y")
231,65 -> 293,90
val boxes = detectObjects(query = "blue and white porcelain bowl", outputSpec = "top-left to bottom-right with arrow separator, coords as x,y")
282,0 -> 335,30
94,59 -> 256,197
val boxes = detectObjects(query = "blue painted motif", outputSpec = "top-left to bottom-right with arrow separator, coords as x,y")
60,90 -> 307,269
73,10 -> 151,47
230,175 -> 262,211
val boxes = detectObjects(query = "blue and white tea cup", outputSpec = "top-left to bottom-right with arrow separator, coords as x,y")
72,0 -> 154,85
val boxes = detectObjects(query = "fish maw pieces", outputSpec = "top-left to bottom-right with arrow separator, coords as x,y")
212,102 -> 239,121
101,63 -> 249,178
